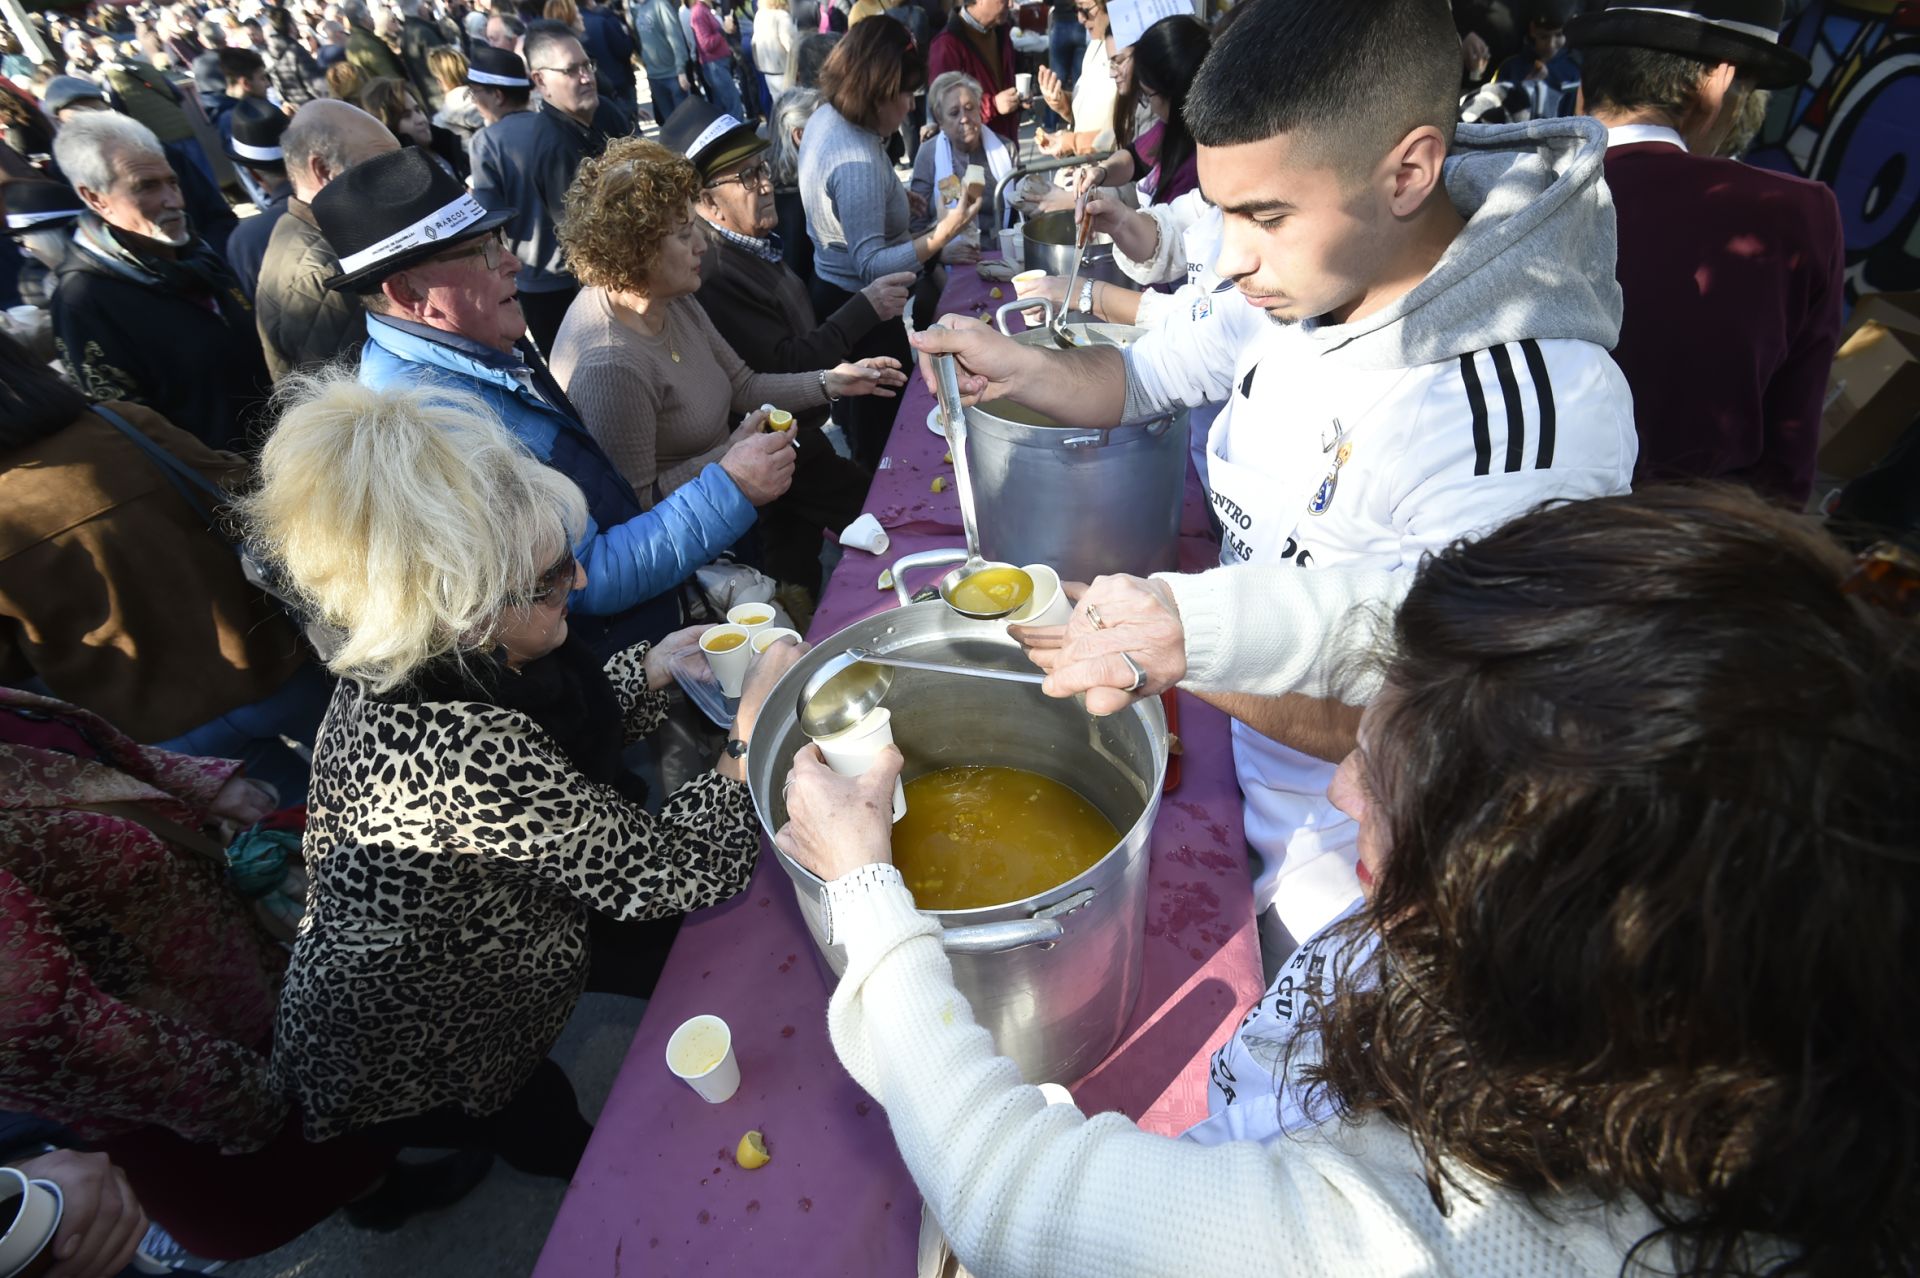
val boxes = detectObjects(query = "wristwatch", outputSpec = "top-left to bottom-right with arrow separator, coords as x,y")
724,737 -> 751,759
1078,278 -> 1095,316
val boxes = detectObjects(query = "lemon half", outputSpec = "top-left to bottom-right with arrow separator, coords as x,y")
736,1129 -> 770,1170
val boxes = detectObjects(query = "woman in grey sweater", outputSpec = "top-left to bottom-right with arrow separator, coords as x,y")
796,19 -> 978,464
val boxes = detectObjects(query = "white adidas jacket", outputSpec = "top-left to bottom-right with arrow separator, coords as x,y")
1126,118 -> 1640,939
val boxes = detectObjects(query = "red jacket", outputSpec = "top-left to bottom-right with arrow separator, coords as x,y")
928,14 -> 1017,141
1604,140 -> 1845,504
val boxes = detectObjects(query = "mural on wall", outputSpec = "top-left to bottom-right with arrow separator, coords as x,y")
1748,0 -> 1920,301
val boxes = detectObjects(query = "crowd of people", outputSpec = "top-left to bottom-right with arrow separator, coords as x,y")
1,0 -> 1915,1272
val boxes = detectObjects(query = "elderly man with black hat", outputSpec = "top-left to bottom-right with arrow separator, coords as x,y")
468,24 -> 633,354
222,98 -> 294,300
318,146 -> 760,654
1571,0 -> 1844,506
5,180 -> 87,310
666,97 -> 910,593
256,98 -> 401,380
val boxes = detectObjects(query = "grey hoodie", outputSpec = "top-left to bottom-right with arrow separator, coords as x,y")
1309,116 -> 1623,372
1138,118 -> 1634,704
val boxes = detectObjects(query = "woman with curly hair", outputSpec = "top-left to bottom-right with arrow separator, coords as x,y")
548,137 -> 902,591
777,484 -> 1920,1276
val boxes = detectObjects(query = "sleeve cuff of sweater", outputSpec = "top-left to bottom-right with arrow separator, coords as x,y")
1155,566 -> 1237,688
1112,205 -> 1182,285
822,864 -> 936,954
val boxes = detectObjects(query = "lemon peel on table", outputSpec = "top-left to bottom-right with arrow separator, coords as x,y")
737,1129 -> 771,1170
878,568 -> 895,590
931,476 -> 948,493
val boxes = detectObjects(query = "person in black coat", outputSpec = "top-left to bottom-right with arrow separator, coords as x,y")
51,112 -> 272,451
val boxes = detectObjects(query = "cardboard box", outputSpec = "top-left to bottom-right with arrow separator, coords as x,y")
1817,291 -> 1920,480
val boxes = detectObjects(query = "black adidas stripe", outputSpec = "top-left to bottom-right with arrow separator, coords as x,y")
1459,351 -> 1491,476
1520,338 -> 1556,469
1489,344 -> 1526,474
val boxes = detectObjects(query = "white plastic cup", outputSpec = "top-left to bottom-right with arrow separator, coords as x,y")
1015,72 -> 1034,100
998,225 -> 1023,263
809,707 -> 907,822
665,1015 -> 741,1103
1011,269 -> 1050,324
1006,562 -> 1070,629
700,624 -> 754,698
726,601 -> 777,639
751,626 -> 802,654
0,1167 -> 64,1278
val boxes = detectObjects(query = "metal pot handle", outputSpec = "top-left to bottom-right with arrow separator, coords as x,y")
888,547 -> 966,608
938,890 -> 1096,955
996,296 -> 1055,337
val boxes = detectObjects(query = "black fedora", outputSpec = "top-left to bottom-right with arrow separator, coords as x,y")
659,96 -> 767,182
225,97 -> 289,173
5,179 -> 86,237
1567,0 -> 1810,90
467,44 -> 531,89
315,147 -> 515,293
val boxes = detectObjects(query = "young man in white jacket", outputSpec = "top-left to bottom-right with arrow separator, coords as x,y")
921,0 -> 1638,948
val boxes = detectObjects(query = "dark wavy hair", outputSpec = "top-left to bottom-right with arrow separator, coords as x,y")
1303,485 -> 1919,1275
816,15 -> 925,132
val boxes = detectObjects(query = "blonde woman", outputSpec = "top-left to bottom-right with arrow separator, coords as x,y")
243,375 -> 801,1178
426,44 -> 485,145
751,0 -> 795,97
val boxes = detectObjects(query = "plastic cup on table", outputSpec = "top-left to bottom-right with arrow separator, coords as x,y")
700,624 -> 754,698
751,626 -> 802,654
808,707 -> 908,823
665,1015 -> 741,1103
998,224 -> 1023,264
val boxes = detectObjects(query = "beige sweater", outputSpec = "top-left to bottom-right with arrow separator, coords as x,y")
550,288 -> 827,507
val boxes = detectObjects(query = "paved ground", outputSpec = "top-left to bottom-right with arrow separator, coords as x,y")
222,993 -> 645,1278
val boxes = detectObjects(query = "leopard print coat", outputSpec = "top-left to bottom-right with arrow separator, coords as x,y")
269,644 -> 757,1140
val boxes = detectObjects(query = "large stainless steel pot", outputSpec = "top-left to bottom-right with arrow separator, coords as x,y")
1020,209 -> 1124,287
947,299 -> 1187,583
749,593 -> 1167,1084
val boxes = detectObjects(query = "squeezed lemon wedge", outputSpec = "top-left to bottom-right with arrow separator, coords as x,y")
737,1129 -> 771,1170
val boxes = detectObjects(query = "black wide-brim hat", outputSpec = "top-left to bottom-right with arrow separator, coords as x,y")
224,97 -> 290,173
1567,0 -> 1811,90
315,147 -> 515,293
5,179 -> 86,237
659,96 -> 767,182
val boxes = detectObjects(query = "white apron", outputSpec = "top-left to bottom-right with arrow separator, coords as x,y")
1204,340 -> 1412,942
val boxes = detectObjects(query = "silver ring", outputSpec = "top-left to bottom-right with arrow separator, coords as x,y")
1086,604 -> 1105,631
1119,652 -> 1147,694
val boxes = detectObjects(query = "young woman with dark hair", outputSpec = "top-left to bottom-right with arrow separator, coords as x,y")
1069,14 -> 1208,204
777,484 -> 1920,1276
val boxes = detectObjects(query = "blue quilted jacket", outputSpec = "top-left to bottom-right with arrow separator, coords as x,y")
358,315 -> 756,653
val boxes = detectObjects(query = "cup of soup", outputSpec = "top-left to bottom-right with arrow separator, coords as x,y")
1006,563 -> 1069,629
751,626 -> 802,654
726,602 -> 777,642
808,707 -> 906,822
700,624 -> 753,698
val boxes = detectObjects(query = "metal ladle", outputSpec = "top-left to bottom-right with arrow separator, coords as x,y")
1047,196 -> 1094,350
797,646 -> 1045,740
927,334 -> 1033,621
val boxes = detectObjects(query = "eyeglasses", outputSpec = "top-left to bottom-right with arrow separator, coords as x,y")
705,160 -> 774,192
423,231 -> 508,271
528,546 -> 577,604
1072,3 -> 1097,15
532,57 -> 596,80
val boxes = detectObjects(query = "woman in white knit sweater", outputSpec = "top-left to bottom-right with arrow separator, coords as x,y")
775,486 -> 1919,1277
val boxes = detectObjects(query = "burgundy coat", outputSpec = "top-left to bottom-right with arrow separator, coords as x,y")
1605,140 -> 1845,504
928,15 -> 1017,141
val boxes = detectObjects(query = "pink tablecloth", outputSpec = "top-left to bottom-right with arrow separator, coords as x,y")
532,264 -> 1258,1278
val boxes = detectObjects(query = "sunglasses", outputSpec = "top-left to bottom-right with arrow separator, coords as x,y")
528,546 -> 577,604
